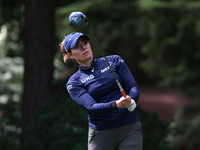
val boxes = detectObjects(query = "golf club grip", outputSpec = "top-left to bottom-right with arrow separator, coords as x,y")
121,90 -> 127,98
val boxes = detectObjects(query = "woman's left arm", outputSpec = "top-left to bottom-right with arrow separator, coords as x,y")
115,55 -> 140,103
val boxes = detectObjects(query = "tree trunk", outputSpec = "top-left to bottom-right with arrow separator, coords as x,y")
22,0 -> 55,149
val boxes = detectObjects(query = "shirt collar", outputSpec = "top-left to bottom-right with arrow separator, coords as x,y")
79,56 -> 97,71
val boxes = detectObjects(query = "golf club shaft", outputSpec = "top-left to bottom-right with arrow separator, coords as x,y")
88,25 -> 127,98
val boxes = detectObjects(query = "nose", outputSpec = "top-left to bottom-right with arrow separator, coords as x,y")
80,44 -> 86,50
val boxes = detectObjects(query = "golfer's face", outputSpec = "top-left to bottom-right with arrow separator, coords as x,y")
69,37 -> 93,64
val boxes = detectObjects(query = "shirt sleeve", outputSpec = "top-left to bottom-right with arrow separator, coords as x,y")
67,76 -> 118,116
114,55 -> 140,102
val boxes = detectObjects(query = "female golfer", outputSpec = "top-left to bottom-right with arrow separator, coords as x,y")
60,32 -> 143,150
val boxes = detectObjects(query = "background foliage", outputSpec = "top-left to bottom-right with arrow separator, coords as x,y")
0,0 -> 200,149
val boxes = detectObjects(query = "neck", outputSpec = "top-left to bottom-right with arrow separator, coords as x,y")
78,55 -> 93,67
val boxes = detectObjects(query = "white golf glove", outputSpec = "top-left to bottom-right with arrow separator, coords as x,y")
127,99 -> 137,112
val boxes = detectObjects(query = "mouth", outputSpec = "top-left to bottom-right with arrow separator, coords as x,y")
83,51 -> 89,56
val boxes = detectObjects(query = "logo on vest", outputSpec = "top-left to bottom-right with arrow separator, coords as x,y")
101,66 -> 110,73
81,74 -> 94,83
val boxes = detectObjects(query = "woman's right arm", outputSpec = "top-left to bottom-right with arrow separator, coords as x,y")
67,78 -> 118,116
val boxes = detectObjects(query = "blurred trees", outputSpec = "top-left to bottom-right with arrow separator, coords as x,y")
0,0 -> 200,149
21,0 -> 55,149
0,0 -> 24,149
137,1 -> 200,92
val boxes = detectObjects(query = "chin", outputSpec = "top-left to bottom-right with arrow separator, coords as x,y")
85,53 -> 93,59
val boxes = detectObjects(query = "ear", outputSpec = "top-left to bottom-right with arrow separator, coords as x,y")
67,53 -> 71,57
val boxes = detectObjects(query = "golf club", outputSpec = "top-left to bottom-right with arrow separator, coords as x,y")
68,12 -> 136,111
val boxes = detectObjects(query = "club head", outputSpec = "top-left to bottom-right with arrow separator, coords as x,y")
69,12 -> 88,28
